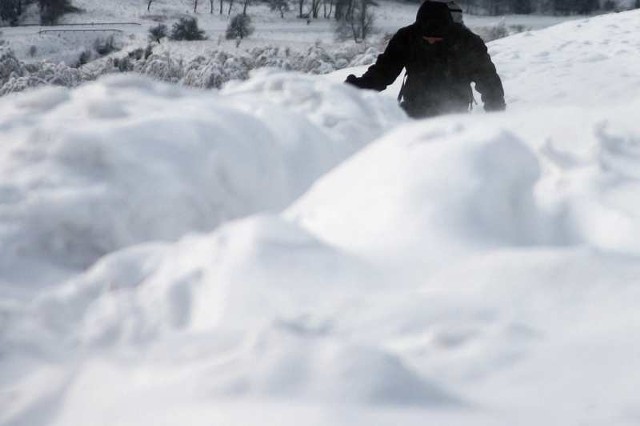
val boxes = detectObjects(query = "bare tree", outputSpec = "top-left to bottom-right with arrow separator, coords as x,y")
269,0 -> 289,18
323,0 -> 334,18
194,0 -> 199,13
147,0 -> 154,12
311,0 -> 321,17
298,0 -> 306,17
335,0 -> 375,42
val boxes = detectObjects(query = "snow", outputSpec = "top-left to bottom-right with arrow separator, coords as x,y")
2,7 -> 640,426
0,71 -> 405,298
0,0 -> 584,67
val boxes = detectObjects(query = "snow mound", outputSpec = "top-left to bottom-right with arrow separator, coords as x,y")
5,216 -> 373,349
289,98 -> 640,271
6,95 -> 640,424
5,10 -> 640,426
288,120 -> 542,271
0,215 -> 459,421
0,72 -> 406,291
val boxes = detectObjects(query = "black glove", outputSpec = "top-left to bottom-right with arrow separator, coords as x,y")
345,74 -> 361,87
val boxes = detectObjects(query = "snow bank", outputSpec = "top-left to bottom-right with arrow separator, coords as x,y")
4,10 -> 640,426
0,71 -> 405,291
4,94 -> 640,425
288,99 -> 640,272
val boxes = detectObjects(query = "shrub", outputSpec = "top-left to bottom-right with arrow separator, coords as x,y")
170,17 -> 206,41
76,49 -> 91,67
94,36 -> 119,56
149,23 -> 167,43
225,14 -> 254,41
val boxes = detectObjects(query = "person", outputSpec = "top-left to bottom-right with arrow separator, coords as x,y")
345,1 -> 505,119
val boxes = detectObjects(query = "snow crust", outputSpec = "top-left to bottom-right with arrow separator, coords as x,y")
3,9 -> 640,426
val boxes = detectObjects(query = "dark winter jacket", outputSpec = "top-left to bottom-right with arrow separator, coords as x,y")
346,1 -> 506,118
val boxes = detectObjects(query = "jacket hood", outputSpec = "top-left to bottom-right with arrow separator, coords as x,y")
415,1 -> 453,33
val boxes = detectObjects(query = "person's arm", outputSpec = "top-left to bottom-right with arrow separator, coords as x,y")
464,33 -> 506,111
346,30 -> 407,91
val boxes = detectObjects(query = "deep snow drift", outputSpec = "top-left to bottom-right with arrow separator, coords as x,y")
0,71 -> 404,298
2,9 -> 640,426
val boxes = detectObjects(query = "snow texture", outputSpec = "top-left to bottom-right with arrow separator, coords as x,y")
2,8 -> 640,426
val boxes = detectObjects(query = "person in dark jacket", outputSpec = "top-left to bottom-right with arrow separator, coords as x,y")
345,1 -> 506,118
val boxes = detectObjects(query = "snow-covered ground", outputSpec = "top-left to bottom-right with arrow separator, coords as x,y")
0,0 -> 585,65
2,7 -> 640,426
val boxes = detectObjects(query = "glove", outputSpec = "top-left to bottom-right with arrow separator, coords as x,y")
345,74 -> 361,87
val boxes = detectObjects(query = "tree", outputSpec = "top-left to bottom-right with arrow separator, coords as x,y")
225,13 -> 254,43
323,0 -> 334,18
512,0 -> 532,14
170,17 -> 207,40
335,0 -> 376,42
1,0 -> 23,26
241,0 -> 251,15
38,0 -> 78,25
334,0 -> 348,19
147,0 -> 154,11
298,0 -> 306,17
148,23 -> 167,42
268,0 -> 289,18
311,0 -> 321,17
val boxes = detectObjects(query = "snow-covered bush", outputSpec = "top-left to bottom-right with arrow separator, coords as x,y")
0,49 -> 26,83
249,46 -> 293,70
0,40 -> 381,97
182,55 -> 227,89
134,53 -> 185,83
300,44 -> 339,74
170,17 -> 207,41
182,52 -> 252,88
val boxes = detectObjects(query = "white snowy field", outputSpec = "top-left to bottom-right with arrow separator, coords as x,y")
0,0 -> 584,65
2,8 -> 640,426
